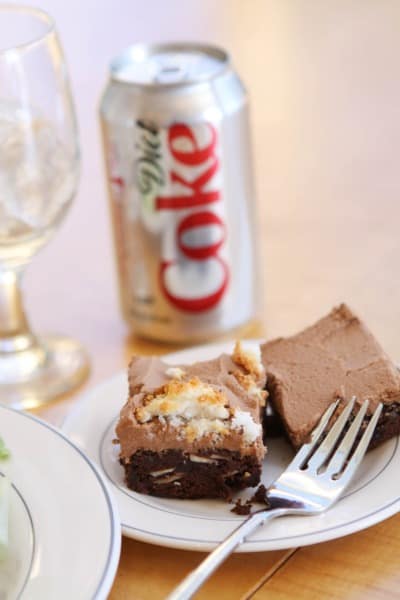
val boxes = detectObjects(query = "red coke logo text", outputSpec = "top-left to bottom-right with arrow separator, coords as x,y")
156,123 -> 229,312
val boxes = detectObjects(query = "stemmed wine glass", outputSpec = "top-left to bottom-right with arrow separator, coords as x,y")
0,5 -> 89,408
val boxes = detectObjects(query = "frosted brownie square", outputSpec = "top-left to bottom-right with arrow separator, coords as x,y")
116,343 -> 267,499
262,304 -> 400,449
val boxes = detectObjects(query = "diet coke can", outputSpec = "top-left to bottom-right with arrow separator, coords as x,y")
100,43 -> 260,342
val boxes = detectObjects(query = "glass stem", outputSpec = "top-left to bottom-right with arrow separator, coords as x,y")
0,269 -> 37,354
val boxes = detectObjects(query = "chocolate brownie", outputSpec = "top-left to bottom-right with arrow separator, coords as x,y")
116,342 -> 267,499
261,304 -> 400,449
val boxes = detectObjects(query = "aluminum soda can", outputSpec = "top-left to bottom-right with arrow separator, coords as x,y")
100,42 -> 260,343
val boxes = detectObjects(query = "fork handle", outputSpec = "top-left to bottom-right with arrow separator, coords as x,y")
166,508 -> 283,600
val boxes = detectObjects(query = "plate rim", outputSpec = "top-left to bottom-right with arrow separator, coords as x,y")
62,340 -> 400,552
0,470 -> 36,596
1,405 -> 122,599
116,495 -> 400,552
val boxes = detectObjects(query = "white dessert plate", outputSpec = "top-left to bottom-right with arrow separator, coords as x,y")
63,341 -> 400,553
0,406 -> 121,600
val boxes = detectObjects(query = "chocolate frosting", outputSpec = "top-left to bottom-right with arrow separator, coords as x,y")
262,304 -> 400,447
117,353 -> 266,460
291,304 -> 388,370
261,340 -> 346,446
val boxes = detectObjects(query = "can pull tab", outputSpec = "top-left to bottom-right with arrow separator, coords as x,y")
154,62 -> 187,84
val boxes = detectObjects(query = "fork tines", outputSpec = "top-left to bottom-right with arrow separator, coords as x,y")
293,399 -> 383,479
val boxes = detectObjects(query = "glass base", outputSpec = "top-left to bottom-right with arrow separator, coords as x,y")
0,335 -> 90,410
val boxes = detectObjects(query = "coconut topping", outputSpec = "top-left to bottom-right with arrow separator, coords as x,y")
231,410 -> 263,443
135,378 -> 230,423
165,366 -> 185,380
133,374 -> 262,445
185,418 -> 229,442
233,341 -> 264,377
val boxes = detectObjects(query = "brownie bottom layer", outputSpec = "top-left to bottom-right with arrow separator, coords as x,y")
120,449 -> 262,499
364,402 -> 400,449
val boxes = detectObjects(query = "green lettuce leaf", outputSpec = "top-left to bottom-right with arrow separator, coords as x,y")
0,438 -> 9,460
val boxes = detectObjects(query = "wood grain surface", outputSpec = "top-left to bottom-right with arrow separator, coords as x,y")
24,0 -> 400,597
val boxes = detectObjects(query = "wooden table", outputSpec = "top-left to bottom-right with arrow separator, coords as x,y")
28,0 -> 400,597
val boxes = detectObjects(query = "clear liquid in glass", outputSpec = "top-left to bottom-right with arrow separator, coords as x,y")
0,101 -> 78,268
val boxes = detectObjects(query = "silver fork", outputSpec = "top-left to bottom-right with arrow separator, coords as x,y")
167,398 -> 383,600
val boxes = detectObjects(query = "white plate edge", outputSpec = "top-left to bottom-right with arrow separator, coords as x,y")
1,405 -> 122,600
